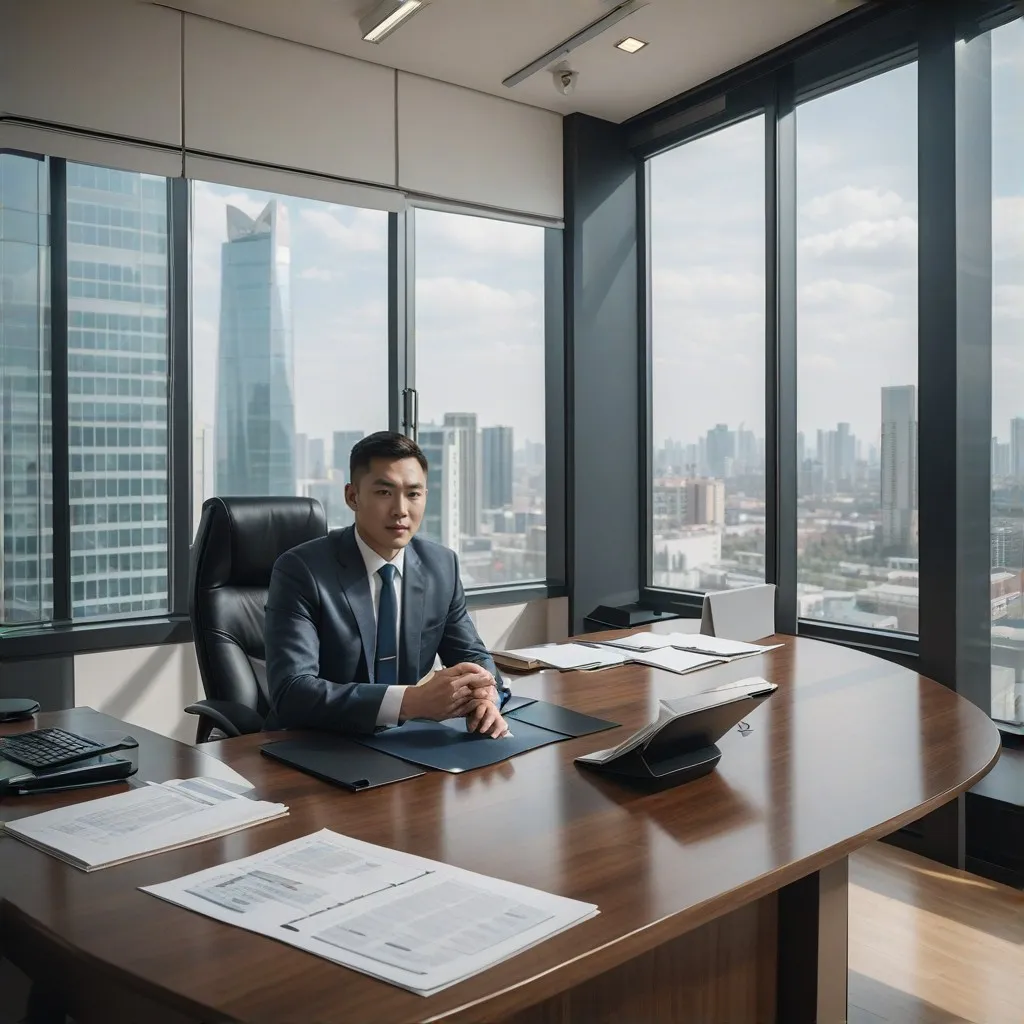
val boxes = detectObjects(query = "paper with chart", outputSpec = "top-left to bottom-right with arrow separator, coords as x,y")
3,777 -> 287,871
143,829 -> 598,996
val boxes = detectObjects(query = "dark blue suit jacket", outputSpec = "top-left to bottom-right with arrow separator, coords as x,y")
264,526 -> 506,734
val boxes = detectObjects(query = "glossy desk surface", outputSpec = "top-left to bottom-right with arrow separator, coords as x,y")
0,634 -> 1001,1023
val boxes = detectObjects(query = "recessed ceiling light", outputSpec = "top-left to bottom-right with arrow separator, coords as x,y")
360,0 -> 424,44
616,36 -> 648,53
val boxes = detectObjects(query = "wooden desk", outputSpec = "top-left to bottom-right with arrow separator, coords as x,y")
0,635 -> 1000,1024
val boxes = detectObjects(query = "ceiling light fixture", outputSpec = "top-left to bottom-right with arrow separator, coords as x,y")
615,36 -> 648,53
503,0 -> 648,88
360,0 -> 424,44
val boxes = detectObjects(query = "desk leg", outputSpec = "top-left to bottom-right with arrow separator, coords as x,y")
777,857 -> 849,1024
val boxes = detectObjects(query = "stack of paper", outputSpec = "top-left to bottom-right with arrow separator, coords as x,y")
143,829 -> 598,997
601,631 -> 781,659
3,777 -> 288,871
493,643 -> 631,672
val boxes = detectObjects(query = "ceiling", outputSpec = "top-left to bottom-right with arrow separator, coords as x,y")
150,0 -> 862,123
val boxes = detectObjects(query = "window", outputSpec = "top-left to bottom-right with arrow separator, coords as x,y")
190,182 -> 389,533
67,162 -> 170,621
413,209 -> 547,587
795,65 -> 919,633
648,117 -> 767,592
0,153 -> 52,624
990,17 -> 1024,727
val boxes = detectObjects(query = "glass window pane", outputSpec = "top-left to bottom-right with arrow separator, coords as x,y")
67,161 -> 170,621
191,182 -> 389,532
649,116 -> 767,591
0,154 -> 52,624
414,210 -> 546,588
796,65 -> 919,633
991,17 -> 1024,727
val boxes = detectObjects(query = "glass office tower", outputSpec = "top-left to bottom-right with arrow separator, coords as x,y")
65,162 -> 170,619
481,425 -> 514,510
214,201 -> 296,497
0,154 -> 52,624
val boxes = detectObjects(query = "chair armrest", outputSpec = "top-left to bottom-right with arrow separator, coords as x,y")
184,699 -> 264,742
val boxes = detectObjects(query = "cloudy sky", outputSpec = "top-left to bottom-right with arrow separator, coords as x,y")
190,187 -> 545,466
651,17 -> 1023,450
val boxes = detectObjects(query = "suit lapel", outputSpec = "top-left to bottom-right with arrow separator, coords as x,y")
334,527 -> 377,683
400,542 -> 425,684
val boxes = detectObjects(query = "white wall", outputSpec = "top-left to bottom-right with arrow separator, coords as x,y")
73,598 -> 568,742
0,2 -> 563,219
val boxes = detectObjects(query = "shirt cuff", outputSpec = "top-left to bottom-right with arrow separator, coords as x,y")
375,685 -> 408,728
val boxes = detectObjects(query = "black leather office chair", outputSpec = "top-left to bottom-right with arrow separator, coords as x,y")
186,496 -> 328,743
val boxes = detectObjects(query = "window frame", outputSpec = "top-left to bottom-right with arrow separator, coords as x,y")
0,157 -> 567,659
404,200 -> 566,596
636,4 -> 931,652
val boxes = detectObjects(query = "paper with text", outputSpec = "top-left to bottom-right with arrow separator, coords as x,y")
143,829 -> 597,996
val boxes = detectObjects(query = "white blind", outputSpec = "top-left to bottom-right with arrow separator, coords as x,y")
184,156 -> 404,213
0,0 -> 182,146
183,17 -> 397,188
0,122 -> 182,178
397,73 -> 563,220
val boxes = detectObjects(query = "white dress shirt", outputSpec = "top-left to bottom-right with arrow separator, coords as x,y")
353,528 -> 408,727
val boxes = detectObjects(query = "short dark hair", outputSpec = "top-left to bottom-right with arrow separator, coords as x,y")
349,431 -> 428,483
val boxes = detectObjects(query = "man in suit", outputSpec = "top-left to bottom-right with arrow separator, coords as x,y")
265,431 -> 511,737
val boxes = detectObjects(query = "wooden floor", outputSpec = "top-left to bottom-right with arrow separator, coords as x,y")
849,843 -> 1024,1024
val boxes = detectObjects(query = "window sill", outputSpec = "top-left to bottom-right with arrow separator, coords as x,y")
0,616 -> 192,660
465,582 -> 567,609
0,583 -> 567,658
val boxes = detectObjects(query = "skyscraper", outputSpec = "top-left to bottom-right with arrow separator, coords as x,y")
308,437 -> 325,479
0,154 -> 52,623
481,426 -> 514,510
443,412 -> 479,539
66,162 -> 170,619
881,385 -> 917,549
214,201 -> 295,497
332,430 -> 365,475
705,424 -> 734,479
419,425 -> 460,549
1010,418 -> 1024,479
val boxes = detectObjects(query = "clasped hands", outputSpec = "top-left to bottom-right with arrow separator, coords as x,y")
398,662 -> 510,738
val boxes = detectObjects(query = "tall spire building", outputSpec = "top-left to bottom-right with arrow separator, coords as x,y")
214,201 -> 296,497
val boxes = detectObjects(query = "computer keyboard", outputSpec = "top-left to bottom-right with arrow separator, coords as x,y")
0,728 -> 126,770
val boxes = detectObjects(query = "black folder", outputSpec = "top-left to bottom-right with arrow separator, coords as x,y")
505,700 -> 618,739
261,736 -> 425,791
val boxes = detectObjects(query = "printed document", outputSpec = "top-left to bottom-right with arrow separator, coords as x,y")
3,777 -> 287,871
495,643 -> 630,671
601,631 -> 781,659
143,829 -> 598,996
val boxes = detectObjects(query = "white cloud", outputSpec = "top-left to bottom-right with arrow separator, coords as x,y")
994,196 -> 1024,262
298,267 -> 335,282
801,215 -> 917,258
416,276 -> 538,319
803,186 -> 913,224
800,278 -> 895,316
652,267 -> 764,307
415,211 -> 543,260
995,284 -> 1024,322
299,207 -> 387,253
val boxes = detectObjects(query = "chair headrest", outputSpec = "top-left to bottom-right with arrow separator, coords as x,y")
192,496 -> 328,590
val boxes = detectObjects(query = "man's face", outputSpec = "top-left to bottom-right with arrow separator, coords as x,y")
345,456 -> 426,558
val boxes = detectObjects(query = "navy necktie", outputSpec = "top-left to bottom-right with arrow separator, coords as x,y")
375,563 -> 398,686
